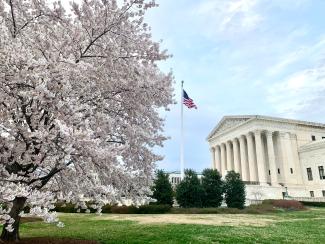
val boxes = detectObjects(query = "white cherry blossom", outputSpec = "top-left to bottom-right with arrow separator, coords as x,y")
0,0 -> 173,241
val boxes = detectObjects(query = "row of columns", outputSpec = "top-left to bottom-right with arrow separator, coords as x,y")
211,130 -> 280,186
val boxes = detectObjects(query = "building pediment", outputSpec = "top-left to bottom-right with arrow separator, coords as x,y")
207,116 -> 254,140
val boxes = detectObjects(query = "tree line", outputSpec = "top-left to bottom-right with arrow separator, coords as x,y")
152,169 -> 246,209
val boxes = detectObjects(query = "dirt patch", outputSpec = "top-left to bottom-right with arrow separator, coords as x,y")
96,214 -> 278,227
0,238 -> 99,244
21,217 -> 43,223
279,217 -> 325,222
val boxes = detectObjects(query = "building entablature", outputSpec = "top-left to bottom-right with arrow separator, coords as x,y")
209,121 -> 292,147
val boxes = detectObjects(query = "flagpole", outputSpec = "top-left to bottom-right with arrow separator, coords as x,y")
180,80 -> 184,180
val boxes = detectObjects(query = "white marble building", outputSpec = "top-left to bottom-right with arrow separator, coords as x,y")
168,171 -> 203,188
207,115 -> 325,200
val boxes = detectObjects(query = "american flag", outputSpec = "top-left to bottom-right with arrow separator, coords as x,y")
183,90 -> 197,109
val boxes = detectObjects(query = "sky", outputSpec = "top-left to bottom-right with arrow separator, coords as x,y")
143,0 -> 325,172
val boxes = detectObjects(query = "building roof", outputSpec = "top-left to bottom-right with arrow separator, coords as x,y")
207,115 -> 325,141
164,170 -> 203,175
299,139 -> 325,153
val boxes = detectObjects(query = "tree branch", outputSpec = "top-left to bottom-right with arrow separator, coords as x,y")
9,0 -> 17,38
19,13 -> 43,32
75,0 -> 137,63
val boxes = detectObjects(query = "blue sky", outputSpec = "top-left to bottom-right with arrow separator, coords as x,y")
144,0 -> 325,172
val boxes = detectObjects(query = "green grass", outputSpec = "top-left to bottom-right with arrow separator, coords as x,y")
18,208 -> 325,244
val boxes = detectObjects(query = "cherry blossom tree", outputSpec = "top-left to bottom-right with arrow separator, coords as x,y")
0,0 -> 173,241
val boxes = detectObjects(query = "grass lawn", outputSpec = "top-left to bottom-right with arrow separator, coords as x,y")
19,208 -> 325,244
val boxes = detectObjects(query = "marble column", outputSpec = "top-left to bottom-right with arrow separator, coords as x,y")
283,132 -> 296,184
254,130 -> 267,185
266,131 -> 278,185
247,133 -> 258,182
210,147 -> 216,169
215,145 -> 222,173
277,132 -> 291,184
233,138 -> 241,174
220,143 -> 227,176
239,135 -> 249,181
291,135 -> 303,184
226,141 -> 233,171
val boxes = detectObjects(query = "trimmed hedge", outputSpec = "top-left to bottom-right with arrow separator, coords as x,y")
53,203 -> 97,213
53,203 -> 171,214
101,204 -> 112,213
170,207 -> 241,214
170,204 -> 279,214
262,199 -> 305,210
105,204 -> 171,214
300,201 -> 325,208
54,203 -> 78,213
136,204 -> 171,214
110,205 -> 138,214
243,203 -> 278,214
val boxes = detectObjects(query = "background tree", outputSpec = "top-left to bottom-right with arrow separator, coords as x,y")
201,168 -> 223,207
0,0 -> 173,241
224,171 -> 246,209
151,170 -> 173,206
175,169 -> 204,208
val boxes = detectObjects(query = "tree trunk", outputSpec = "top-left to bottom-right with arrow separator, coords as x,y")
1,197 -> 27,242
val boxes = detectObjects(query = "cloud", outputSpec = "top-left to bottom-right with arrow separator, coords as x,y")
267,0 -> 309,10
191,0 -> 312,41
266,36 -> 325,76
265,34 -> 325,119
268,64 -> 325,118
194,0 -> 262,36
266,48 -> 308,76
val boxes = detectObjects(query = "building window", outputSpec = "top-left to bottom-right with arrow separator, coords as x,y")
310,191 -> 314,197
312,135 -> 316,141
269,170 -> 271,175
307,168 -> 313,181
290,168 -> 293,174
278,168 -> 280,174
319,166 -> 325,180
322,190 -> 325,197
322,137 -> 325,140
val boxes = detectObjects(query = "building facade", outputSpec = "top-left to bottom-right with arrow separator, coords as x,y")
299,140 -> 325,198
168,171 -> 203,188
207,115 -> 325,200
